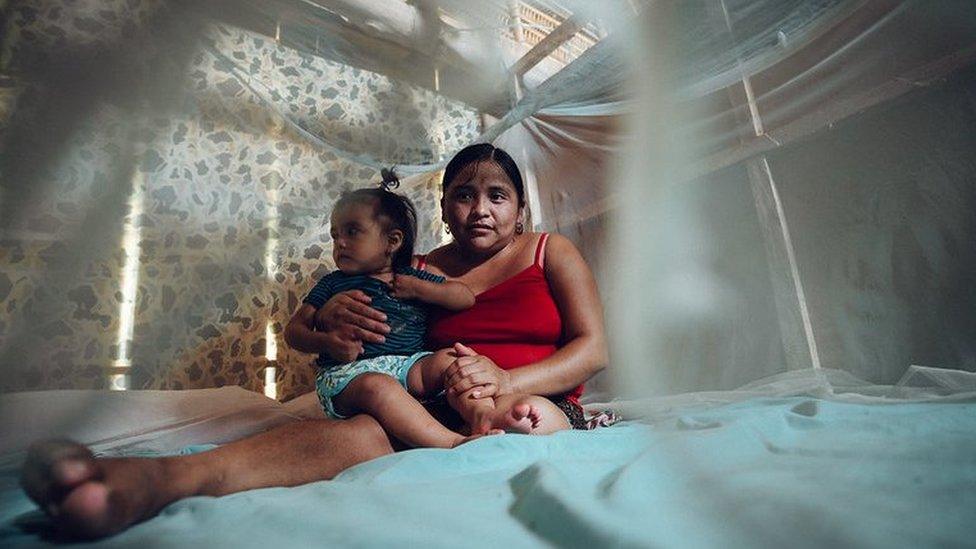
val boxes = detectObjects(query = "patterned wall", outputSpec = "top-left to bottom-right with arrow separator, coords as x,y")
0,1 -> 479,400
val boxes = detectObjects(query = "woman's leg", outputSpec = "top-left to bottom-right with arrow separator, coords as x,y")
21,414 -> 394,540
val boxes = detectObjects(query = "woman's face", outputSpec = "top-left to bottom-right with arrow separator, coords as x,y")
442,160 -> 524,256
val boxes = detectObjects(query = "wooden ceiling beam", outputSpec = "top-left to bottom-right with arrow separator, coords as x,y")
510,15 -> 584,77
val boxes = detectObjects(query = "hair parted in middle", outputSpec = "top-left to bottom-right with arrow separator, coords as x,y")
441,143 -> 525,207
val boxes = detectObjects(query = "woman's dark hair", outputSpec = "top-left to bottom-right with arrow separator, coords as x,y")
334,169 -> 417,270
442,144 -> 524,207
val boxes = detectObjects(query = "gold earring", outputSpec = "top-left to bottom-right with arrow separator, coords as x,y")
515,222 -> 524,235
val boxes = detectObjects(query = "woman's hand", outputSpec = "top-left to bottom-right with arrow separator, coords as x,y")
317,330 -> 364,363
314,290 -> 390,339
285,292 -> 388,361
443,343 -> 513,398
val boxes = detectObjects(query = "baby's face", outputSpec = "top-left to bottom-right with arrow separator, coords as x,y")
330,202 -> 390,275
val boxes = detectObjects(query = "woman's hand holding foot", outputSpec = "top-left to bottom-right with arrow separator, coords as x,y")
444,343 -> 513,398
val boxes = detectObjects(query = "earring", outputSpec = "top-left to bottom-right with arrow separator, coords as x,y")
515,222 -> 524,235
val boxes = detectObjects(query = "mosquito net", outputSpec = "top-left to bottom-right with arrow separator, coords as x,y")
1,0 -> 974,401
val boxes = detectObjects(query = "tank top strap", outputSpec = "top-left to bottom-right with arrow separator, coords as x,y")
416,254 -> 428,270
534,233 -> 549,269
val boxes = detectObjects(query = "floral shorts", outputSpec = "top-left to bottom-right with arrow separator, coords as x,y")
316,351 -> 432,419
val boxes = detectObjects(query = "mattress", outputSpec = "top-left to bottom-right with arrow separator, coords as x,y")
1,367 -> 974,548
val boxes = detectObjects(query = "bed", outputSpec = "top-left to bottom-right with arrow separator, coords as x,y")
1,367 -> 974,548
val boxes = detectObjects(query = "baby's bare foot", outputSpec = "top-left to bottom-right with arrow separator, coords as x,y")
492,400 -> 542,434
20,439 -> 172,539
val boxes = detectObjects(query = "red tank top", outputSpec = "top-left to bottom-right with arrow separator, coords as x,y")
423,233 -> 584,402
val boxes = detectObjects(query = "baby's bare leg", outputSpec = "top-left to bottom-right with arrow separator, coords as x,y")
405,349 -> 455,398
334,373 -> 471,448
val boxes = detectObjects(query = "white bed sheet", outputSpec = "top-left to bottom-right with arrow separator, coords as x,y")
1,367 -> 974,548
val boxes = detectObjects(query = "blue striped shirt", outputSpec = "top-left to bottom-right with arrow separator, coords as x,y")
302,267 -> 446,368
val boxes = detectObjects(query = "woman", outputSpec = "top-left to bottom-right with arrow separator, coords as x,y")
20,144 -> 607,539
419,143 -> 606,430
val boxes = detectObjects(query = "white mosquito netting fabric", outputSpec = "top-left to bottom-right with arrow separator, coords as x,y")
2,0 -> 975,400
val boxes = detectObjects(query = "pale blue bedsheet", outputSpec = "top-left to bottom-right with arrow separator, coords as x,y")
2,396 -> 974,548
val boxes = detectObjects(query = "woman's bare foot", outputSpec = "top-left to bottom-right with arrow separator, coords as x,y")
491,400 -> 542,434
20,439 -> 175,539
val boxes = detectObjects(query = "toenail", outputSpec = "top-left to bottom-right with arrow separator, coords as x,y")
59,460 -> 87,481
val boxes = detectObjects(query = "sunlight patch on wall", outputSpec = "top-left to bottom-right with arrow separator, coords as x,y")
111,170 -> 145,390
263,158 -> 281,399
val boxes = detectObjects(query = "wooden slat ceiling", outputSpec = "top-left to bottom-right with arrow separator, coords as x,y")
204,0 -> 605,117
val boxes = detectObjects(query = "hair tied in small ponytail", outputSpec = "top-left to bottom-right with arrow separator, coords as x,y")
380,167 -> 400,191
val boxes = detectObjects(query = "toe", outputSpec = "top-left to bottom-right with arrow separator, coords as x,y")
54,459 -> 95,486
527,406 -> 542,425
59,482 -> 115,539
21,440 -> 96,508
510,403 -> 530,421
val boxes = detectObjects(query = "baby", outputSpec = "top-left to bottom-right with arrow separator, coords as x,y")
285,180 -> 545,448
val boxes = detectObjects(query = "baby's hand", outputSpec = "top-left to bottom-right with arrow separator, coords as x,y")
389,274 -> 422,300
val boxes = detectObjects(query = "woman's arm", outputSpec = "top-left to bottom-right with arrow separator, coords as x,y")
444,234 -> 608,397
511,233 -> 608,394
284,303 -> 331,354
284,304 -> 362,362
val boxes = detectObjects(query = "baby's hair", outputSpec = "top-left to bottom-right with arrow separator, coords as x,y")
334,168 -> 417,269
380,166 -> 400,190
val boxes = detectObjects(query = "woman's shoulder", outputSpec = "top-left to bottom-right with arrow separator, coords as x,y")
415,245 -> 454,275
419,243 -> 451,263
528,231 -> 573,247
536,232 -> 586,273
538,231 -> 575,251
531,231 -> 578,257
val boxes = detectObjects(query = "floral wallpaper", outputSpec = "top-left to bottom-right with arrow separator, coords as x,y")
0,0 -> 479,400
